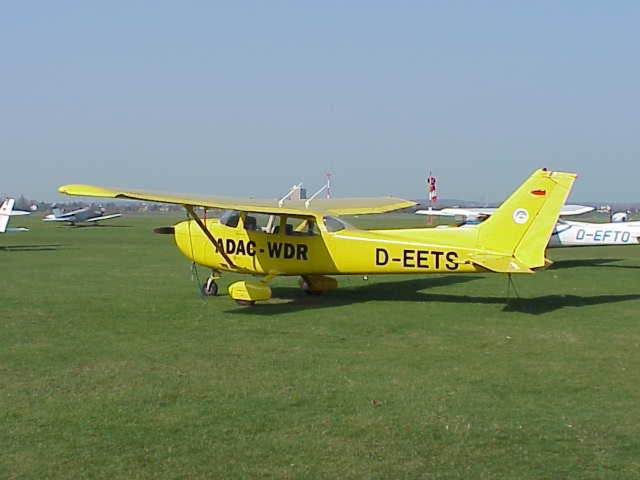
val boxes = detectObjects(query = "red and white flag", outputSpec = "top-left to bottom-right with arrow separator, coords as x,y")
427,173 -> 437,203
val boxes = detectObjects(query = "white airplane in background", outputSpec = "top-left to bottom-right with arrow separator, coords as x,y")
417,205 -> 640,247
416,204 -> 594,223
43,207 -> 121,226
611,211 -> 632,223
0,198 -> 30,233
548,219 -> 640,247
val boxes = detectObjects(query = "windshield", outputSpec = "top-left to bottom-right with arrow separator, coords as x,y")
323,216 -> 347,233
219,210 -> 240,227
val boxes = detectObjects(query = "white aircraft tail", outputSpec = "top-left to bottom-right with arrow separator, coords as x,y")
0,198 -> 16,233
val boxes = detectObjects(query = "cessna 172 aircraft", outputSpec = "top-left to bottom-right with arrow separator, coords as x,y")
43,207 -> 121,226
0,198 -> 30,233
417,206 -> 640,247
59,168 -> 575,305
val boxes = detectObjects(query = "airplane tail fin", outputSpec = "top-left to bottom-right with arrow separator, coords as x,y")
52,207 -> 63,217
475,169 -> 576,270
0,198 -> 15,233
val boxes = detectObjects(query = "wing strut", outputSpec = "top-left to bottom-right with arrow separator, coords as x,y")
184,205 -> 236,269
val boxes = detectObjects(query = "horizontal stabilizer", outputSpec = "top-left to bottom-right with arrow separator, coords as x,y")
415,209 -> 459,217
470,254 -> 533,274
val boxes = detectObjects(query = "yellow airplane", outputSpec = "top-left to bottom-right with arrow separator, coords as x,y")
59,169 -> 575,305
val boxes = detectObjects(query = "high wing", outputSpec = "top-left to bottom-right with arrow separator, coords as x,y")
43,208 -> 90,221
86,213 -> 122,222
57,208 -> 89,218
58,184 -> 416,216
559,205 -> 594,216
414,208 -> 465,217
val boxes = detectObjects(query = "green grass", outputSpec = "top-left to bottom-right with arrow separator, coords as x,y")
2,214 -> 640,478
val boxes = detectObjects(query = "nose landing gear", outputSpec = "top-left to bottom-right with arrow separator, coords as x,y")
201,271 -> 221,296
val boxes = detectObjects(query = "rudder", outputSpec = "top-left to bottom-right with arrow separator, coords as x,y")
0,198 -> 15,233
476,169 -> 576,269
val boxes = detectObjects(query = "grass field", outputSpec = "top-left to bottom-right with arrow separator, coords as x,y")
3,214 -> 640,478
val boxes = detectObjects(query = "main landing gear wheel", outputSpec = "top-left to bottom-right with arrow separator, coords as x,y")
201,278 -> 219,296
299,278 -> 323,296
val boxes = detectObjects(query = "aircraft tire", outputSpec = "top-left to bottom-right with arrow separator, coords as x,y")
300,279 -> 323,296
201,279 -> 219,296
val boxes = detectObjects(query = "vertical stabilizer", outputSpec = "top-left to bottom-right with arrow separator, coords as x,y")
0,198 -> 16,233
476,169 -> 576,269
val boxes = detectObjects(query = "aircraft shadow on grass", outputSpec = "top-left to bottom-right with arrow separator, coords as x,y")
550,258 -> 640,270
0,244 -> 63,252
226,275 -> 640,316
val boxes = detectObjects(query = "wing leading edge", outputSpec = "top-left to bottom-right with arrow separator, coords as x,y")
86,213 -> 122,222
58,184 -> 416,216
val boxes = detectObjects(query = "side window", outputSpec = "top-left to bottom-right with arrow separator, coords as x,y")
284,218 -> 319,236
323,216 -> 346,233
243,213 -> 278,234
243,215 -> 258,231
220,210 -> 240,228
303,220 -> 319,236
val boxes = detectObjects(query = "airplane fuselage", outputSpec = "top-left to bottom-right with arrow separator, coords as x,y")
549,221 -> 640,247
173,217 -> 485,276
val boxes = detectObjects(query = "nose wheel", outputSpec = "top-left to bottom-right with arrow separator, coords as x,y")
201,276 -> 219,296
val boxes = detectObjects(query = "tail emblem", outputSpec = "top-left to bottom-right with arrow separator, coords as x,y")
513,208 -> 529,224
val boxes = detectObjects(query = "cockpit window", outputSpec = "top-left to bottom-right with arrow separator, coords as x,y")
243,212 -> 276,233
283,218 -> 319,236
302,220 -> 319,236
323,216 -> 346,232
220,210 -> 240,227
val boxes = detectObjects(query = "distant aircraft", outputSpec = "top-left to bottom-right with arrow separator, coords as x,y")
417,205 -> 640,247
43,207 -> 121,225
611,211 -> 630,223
549,219 -> 640,247
416,204 -> 594,224
0,198 -> 30,233
59,168 -> 576,305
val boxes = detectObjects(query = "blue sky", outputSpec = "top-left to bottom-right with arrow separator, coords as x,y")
2,1 -> 639,202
